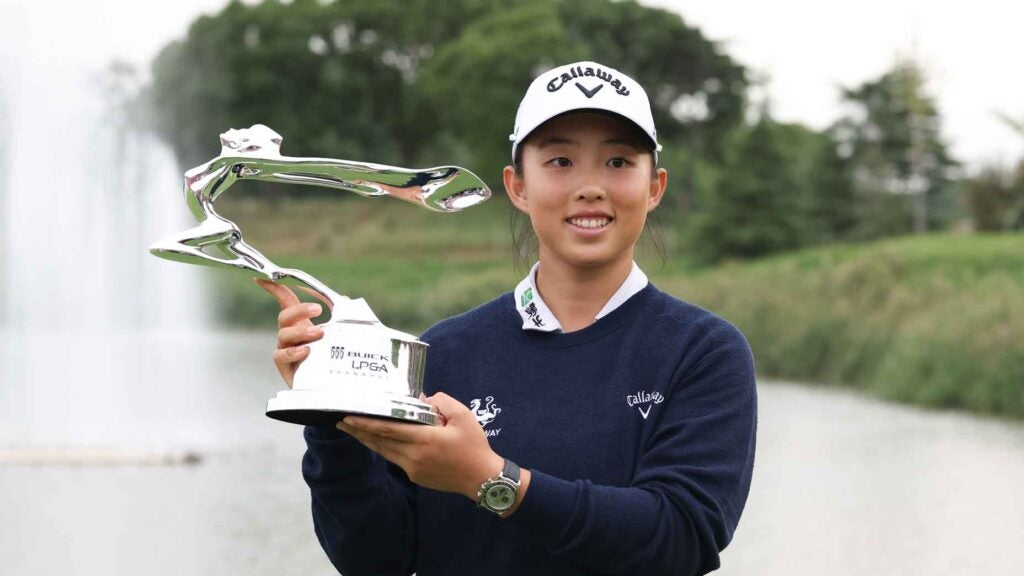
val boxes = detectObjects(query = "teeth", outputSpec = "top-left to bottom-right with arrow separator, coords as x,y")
569,217 -> 611,229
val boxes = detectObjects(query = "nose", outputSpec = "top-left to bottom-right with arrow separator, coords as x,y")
574,185 -> 606,202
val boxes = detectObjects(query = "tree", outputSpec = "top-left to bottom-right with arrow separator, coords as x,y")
691,116 -> 812,262
965,166 -> 1020,231
551,0 -> 747,214
831,59 -> 957,236
416,1 -> 584,177
148,0 -> 513,170
807,130 -> 859,243
146,0 -> 747,196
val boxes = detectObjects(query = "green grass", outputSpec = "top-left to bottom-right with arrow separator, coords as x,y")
210,195 -> 522,332
208,196 -> 1024,419
658,234 -> 1024,419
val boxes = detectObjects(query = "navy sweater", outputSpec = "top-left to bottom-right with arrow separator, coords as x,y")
302,284 -> 757,576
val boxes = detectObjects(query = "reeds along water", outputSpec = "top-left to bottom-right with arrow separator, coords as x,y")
662,235 -> 1024,419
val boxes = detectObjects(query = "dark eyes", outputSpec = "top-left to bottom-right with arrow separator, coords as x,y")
545,157 -> 632,168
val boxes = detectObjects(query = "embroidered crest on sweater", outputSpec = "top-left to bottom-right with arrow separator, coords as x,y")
470,396 -> 502,437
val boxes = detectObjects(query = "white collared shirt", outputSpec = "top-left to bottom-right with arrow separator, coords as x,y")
513,261 -> 649,332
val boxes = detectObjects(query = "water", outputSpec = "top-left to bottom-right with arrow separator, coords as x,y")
2,352 -> 1022,576
0,331 -> 338,576
718,382 -> 1024,575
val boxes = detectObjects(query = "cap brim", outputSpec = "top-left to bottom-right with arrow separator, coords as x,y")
512,108 -> 661,160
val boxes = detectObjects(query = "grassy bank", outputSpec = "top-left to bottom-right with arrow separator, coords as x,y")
207,197 -> 1024,418
208,194 -> 677,331
658,234 -> 1024,419
208,195 -> 520,331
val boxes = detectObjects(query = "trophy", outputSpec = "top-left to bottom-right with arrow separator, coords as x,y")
150,124 -> 490,427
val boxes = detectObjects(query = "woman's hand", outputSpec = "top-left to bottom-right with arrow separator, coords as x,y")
338,392 -> 507,501
256,278 -> 328,388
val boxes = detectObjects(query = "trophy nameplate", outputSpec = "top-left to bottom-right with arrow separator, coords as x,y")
150,124 -> 490,427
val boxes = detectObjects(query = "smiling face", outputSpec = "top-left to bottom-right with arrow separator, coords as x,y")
504,112 -> 668,275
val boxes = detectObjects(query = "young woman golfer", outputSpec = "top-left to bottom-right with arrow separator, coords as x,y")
259,61 -> 757,576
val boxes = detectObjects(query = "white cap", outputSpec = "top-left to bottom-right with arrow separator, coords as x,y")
509,61 -> 662,161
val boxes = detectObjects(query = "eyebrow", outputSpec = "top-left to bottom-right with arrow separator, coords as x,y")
536,136 -> 578,149
602,137 -> 644,150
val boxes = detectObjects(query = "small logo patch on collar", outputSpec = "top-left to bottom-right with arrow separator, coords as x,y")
520,287 -> 533,307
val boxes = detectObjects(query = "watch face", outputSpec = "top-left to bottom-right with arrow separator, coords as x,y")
484,483 -> 516,511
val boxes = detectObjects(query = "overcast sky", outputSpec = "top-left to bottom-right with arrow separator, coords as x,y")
2,0 -> 1021,169
648,0 -> 1024,167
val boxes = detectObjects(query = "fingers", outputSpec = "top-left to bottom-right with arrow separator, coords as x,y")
337,417 -> 421,466
257,279 -> 326,328
272,346 -> 309,388
278,302 -> 323,329
417,393 -> 448,425
338,416 -> 417,443
257,278 -> 326,389
426,392 -> 472,426
256,277 -> 335,315
349,434 -> 408,466
277,321 -> 323,349
297,286 -> 335,311
255,278 -> 301,310
273,346 -> 310,366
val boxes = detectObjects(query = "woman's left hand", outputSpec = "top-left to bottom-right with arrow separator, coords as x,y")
337,392 -> 505,500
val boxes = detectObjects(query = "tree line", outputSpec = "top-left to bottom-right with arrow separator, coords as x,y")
141,0 -> 1023,263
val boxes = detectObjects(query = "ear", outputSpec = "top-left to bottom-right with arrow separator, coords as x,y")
503,165 -> 530,214
647,167 -> 668,213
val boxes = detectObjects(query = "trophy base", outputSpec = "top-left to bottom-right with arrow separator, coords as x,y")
266,390 -> 438,427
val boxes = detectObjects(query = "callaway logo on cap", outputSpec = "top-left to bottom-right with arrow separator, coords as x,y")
509,61 -> 662,161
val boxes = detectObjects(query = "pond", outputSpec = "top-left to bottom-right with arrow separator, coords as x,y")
2,328 -> 1021,575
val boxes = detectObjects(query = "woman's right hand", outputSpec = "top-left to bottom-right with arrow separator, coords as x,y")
256,278 -> 327,388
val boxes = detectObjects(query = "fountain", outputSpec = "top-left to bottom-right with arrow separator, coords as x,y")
0,51 -> 220,452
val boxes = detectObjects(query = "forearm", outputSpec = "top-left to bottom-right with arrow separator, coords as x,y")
303,426 -> 417,576
505,330 -> 758,576
508,470 -> 717,576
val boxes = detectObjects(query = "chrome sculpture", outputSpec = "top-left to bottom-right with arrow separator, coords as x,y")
150,124 -> 490,427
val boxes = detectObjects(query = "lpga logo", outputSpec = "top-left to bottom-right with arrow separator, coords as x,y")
626,389 -> 664,420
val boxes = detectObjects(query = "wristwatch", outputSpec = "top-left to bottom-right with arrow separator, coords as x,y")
477,458 -> 521,516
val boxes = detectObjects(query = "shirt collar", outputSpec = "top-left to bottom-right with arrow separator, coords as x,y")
513,261 -> 649,332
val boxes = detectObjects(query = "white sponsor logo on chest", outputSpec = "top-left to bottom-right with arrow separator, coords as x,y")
626,389 -> 664,420
470,396 -> 502,437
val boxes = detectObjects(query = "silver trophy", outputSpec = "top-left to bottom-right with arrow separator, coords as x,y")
150,124 -> 490,427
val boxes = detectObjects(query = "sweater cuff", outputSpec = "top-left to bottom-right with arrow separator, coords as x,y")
508,469 -> 578,539
303,424 -> 365,453
302,424 -> 385,483
304,424 -> 350,442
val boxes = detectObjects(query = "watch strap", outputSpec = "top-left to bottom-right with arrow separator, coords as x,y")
502,458 -> 521,484
477,458 -> 521,515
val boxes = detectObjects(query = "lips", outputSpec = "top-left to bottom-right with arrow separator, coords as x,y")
567,216 -> 612,229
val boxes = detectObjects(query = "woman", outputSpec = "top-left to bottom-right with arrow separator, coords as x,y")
258,61 -> 757,576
